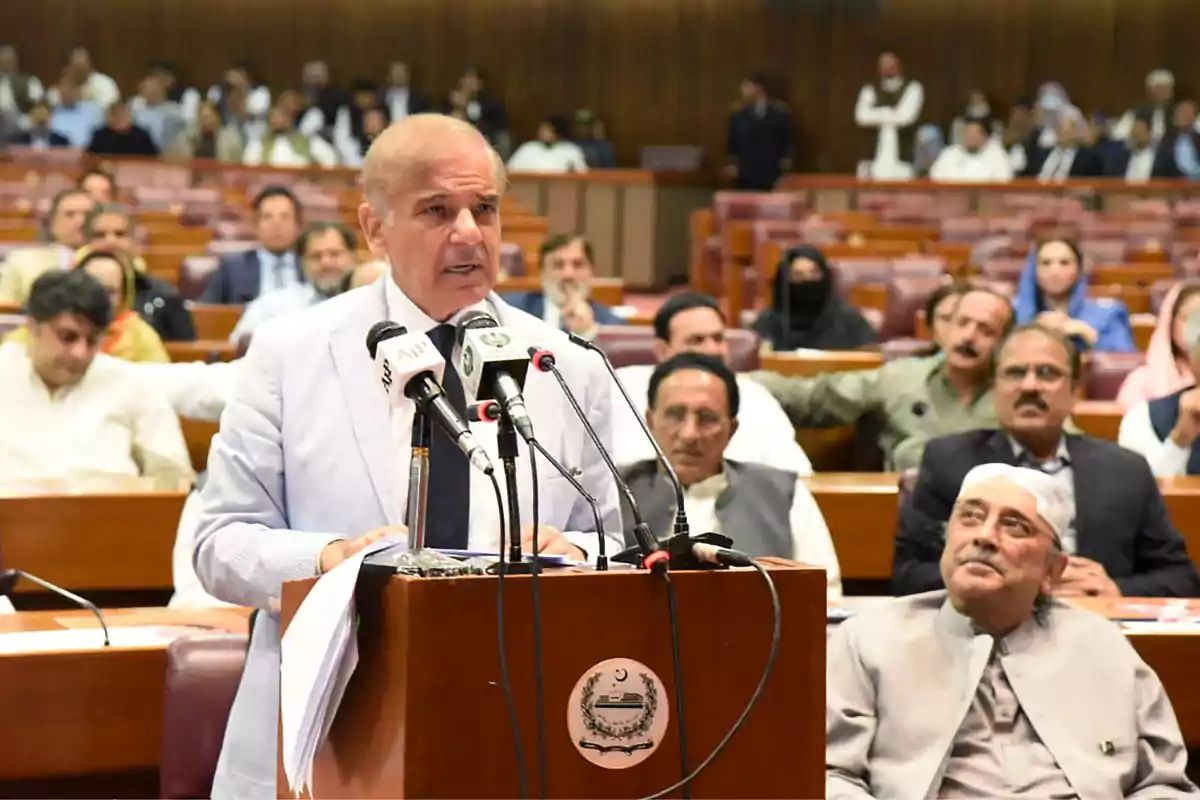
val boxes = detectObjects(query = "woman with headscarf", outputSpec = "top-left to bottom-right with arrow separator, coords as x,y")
6,248 -> 170,362
1013,237 -> 1135,353
753,244 -> 877,352
1117,281 -> 1200,408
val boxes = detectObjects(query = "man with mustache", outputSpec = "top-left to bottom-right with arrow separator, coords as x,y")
752,287 -> 1012,470
501,233 -> 624,339
895,323 -> 1200,597
828,463 -> 1197,799
621,353 -> 841,599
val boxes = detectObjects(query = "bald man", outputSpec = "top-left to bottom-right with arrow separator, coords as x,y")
193,113 -> 623,798
828,463 -> 1197,799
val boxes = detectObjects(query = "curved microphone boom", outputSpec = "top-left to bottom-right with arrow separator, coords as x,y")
366,321 -> 494,475
0,569 -> 110,646
456,311 -> 536,442
528,347 -> 662,573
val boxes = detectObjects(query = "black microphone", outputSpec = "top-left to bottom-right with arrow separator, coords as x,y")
528,347 -> 664,573
366,321 -> 494,475
564,334 -> 690,541
0,569 -> 110,646
456,311 -> 535,442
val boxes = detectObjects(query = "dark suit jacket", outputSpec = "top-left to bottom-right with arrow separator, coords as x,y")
500,291 -> 624,328
198,250 -> 304,305
894,429 -> 1200,598
86,125 -> 159,157
1151,130 -> 1200,178
10,130 -> 71,147
726,102 -> 793,190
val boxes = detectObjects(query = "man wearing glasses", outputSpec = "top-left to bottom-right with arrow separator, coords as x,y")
894,323 -> 1200,598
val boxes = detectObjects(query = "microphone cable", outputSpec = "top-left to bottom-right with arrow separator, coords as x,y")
642,562 -> 782,800
661,572 -> 691,799
527,442 -> 549,799
486,470 -> 530,800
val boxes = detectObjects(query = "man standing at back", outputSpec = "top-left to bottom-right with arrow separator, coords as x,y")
194,114 -> 621,799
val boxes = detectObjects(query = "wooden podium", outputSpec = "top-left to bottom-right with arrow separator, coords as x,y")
278,565 -> 826,798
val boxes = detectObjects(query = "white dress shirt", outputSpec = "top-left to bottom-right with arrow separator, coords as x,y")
255,249 -> 300,298
1125,147 -> 1157,183
612,364 -> 812,475
507,141 -> 589,173
0,342 -> 193,485
682,465 -> 841,599
387,87 -> 411,123
47,72 -> 120,109
0,73 -> 42,116
1119,401 -> 1194,477
1038,147 -> 1078,183
242,133 -> 338,168
854,77 -> 925,180
383,278 -> 620,558
929,142 -> 1014,183
135,359 -> 243,421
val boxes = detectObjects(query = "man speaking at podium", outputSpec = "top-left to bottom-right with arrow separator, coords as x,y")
193,114 -> 622,799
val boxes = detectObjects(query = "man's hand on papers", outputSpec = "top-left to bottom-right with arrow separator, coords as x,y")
318,525 -> 408,575
521,524 -> 586,562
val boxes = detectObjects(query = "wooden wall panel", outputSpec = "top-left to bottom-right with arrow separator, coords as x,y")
1,0 -> 1198,172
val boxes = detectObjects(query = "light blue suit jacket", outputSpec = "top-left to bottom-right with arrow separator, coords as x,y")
193,279 -> 623,798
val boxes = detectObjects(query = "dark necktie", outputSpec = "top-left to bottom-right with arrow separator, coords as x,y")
423,323 -> 470,549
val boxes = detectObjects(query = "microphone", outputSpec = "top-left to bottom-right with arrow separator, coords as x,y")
0,569 -> 110,646
456,311 -> 535,442
527,346 -> 662,573
564,333 -> 690,541
366,321 -> 494,476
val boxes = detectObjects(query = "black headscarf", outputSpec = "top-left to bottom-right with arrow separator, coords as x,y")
752,244 -> 877,351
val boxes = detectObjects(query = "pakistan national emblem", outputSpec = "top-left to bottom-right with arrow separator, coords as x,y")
566,658 -> 669,769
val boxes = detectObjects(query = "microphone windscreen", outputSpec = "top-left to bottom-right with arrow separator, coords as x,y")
366,321 -> 407,359
456,310 -> 498,343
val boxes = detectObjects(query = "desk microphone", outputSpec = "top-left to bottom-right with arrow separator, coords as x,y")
456,311 -> 535,442
366,321 -> 494,475
0,569 -> 110,646
528,347 -> 663,573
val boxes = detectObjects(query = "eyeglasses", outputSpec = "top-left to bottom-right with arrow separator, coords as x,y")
998,363 -> 1068,383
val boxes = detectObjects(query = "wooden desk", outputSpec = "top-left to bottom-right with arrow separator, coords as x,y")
0,492 -> 187,594
0,606 -> 250,791
165,339 -> 237,362
808,474 -> 1200,582
761,350 -> 882,378
1072,400 -> 1122,442
181,418 -> 218,473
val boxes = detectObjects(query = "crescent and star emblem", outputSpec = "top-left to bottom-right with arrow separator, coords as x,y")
614,668 -> 628,682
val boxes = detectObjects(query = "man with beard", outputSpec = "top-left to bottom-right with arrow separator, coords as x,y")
229,222 -> 358,341
753,287 -> 1013,471
501,233 -> 623,338
622,353 -> 841,599
929,118 -> 1014,183
829,462 -> 1197,799
894,323 -> 1200,598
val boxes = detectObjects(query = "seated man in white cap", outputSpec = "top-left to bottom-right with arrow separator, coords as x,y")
827,463 -> 1197,800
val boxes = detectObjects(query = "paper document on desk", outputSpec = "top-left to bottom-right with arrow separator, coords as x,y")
280,536 -> 404,798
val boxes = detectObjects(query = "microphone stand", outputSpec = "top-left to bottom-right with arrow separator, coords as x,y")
407,409 -> 432,551
496,412 -> 534,575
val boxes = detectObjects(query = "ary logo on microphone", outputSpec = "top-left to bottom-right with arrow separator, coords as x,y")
566,657 -> 668,769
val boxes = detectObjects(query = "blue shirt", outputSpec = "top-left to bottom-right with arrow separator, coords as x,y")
1175,135 -> 1200,180
49,101 -> 103,148
255,249 -> 300,299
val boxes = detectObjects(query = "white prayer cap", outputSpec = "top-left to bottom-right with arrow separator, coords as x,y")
957,463 -> 1071,546
1184,306 -> 1200,353
1147,69 -> 1175,87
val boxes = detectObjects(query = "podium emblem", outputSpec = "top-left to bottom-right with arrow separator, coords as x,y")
567,657 -> 669,769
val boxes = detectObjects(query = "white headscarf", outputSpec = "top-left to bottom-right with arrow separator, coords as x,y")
957,463 -> 1071,546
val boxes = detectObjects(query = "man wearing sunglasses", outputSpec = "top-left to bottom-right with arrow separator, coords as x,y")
894,322 -> 1200,598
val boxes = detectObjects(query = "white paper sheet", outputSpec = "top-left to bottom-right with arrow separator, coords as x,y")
0,625 -> 199,654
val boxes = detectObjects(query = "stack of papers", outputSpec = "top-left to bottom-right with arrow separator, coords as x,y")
281,536 -> 405,797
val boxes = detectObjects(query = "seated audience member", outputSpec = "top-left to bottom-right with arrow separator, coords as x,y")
381,61 -> 429,123
507,115 -> 589,173
6,249 -> 170,363
0,45 -> 43,125
572,109 -> 615,169
948,89 -> 998,146
0,187 -> 94,304
1085,111 -> 1127,176
1036,111 -> 1104,182
929,118 -> 1013,182
47,76 -> 103,148
9,100 -> 69,148
1013,237 -> 1135,352
230,222 -> 357,341
57,47 -> 120,109
1119,282 -> 1200,407
829,463 -> 1197,799
614,292 -> 811,473
207,64 -> 271,128
1003,98 -> 1044,176
1120,306 -> 1200,477
622,354 -> 840,598
752,244 -> 877,352
83,204 -> 196,341
458,66 -> 512,157
167,100 -> 244,162
922,281 -> 969,354
78,167 -> 116,204
1110,115 -> 1158,182
1154,100 -> 1200,179
86,100 -> 159,157
337,106 -> 387,168
242,101 -> 338,168
129,71 -> 186,151
502,233 -> 622,337
753,287 -> 1013,471
1114,68 -> 1178,144
0,271 -> 193,486
896,323 -> 1199,598
200,186 -> 304,304
332,80 -> 388,167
